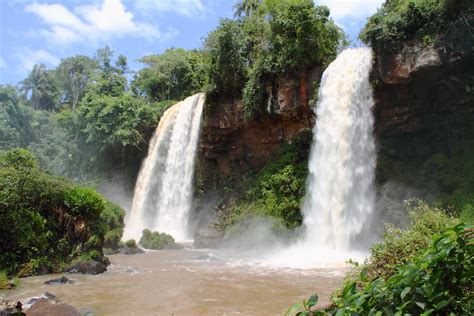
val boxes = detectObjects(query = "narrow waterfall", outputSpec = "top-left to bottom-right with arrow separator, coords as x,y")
269,48 -> 375,267
123,93 -> 205,241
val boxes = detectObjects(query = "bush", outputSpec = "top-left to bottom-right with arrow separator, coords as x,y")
226,135 -> 310,231
0,148 -> 38,169
125,239 -> 137,248
101,201 -> 125,249
139,229 -> 177,250
367,200 -> 460,280
0,149 -> 109,276
289,223 -> 473,315
360,0 -> 469,51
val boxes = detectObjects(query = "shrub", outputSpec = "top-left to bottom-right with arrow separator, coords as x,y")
0,148 -> 38,169
101,201 -> 125,249
289,223 -> 473,315
139,229 -> 177,250
227,135 -> 310,230
360,0 -> 469,51
367,200 -> 460,280
0,148 -> 109,276
125,239 -> 137,248
63,186 -> 105,218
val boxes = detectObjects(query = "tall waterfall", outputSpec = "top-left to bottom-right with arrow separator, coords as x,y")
268,48 -> 375,267
303,47 -> 375,250
123,93 -> 205,241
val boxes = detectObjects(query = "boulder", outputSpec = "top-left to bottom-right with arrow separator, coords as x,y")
0,300 -> 23,316
119,245 -> 144,255
66,260 -> 106,275
26,299 -> 80,316
43,276 -> 74,285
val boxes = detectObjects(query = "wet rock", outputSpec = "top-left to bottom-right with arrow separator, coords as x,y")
194,224 -> 224,249
24,293 -> 59,309
66,260 -> 106,275
119,245 -> 145,255
0,300 -> 23,316
43,276 -> 74,285
26,298 -> 80,316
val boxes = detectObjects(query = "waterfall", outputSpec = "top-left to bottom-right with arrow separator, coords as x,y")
123,93 -> 205,241
268,48 -> 376,267
303,47 -> 376,249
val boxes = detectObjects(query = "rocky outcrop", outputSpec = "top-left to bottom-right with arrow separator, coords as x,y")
0,300 -> 23,316
26,299 -> 80,316
119,245 -> 145,255
67,260 -> 107,275
372,15 -> 474,137
198,67 -> 320,186
44,276 -> 74,285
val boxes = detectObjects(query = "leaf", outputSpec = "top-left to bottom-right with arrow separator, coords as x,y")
307,294 -> 318,308
335,309 -> 346,316
434,300 -> 449,310
360,266 -> 369,281
285,302 -> 303,316
400,287 -> 410,300
415,301 -> 426,310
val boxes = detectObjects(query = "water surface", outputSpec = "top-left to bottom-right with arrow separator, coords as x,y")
4,247 -> 344,315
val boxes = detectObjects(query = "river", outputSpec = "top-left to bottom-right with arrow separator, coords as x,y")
3,246 -> 344,315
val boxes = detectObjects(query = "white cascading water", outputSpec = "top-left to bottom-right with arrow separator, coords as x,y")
123,93 -> 205,241
268,48 -> 376,268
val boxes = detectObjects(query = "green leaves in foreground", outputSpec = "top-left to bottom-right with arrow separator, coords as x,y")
286,294 -> 321,316
287,223 -> 474,315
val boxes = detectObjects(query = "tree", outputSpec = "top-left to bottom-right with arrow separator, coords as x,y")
234,0 -> 262,17
205,19 -> 247,102
57,56 -> 97,110
20,64 -> 58,110
132,48 -> 206,102
90,46 -> 127,97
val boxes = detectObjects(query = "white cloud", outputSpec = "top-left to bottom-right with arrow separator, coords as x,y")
16,48 -> 60,74
0,57 -> 7,69
316,0 -> 384,28
25,0 -> 172,46
134,0 -> 206,17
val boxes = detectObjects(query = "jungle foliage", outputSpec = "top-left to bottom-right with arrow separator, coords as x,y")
0,47 -> 170,182
288,203 -> 473,315
0,149 -> 124,276
206,0 -> 345,117
224,133 -> 310,232
290,224 -> 473,315
360,0 -> 471,51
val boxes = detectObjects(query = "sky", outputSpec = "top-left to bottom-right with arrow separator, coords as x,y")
0,0 -> 384,85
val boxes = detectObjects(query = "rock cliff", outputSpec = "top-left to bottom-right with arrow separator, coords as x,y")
372,15 -> 473,137
197,67 -> 320,187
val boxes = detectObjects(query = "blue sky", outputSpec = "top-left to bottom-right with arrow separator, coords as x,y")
0,0 -> 384,85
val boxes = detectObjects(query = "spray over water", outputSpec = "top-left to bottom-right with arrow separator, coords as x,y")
123,93 -> 205,241
268,48 -> 376,268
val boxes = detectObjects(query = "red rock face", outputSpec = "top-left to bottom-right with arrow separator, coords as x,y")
372,18 -> 474,138
198,68 -> 320,180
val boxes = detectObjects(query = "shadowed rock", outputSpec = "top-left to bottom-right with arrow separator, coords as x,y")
67,260 -> 106,275
44,276 -> 74,285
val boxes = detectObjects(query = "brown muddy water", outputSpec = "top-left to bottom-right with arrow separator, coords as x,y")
3,247 -> 344,315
